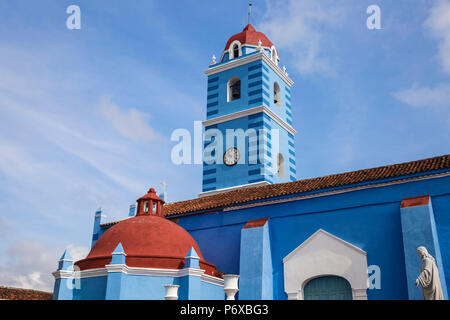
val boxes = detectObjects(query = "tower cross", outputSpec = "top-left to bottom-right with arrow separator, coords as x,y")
248,1 -> 252,25
161,181 -> 167,194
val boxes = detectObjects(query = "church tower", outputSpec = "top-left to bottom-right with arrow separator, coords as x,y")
201,24 -> 296,196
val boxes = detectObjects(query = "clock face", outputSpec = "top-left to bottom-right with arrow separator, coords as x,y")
223,147 -> 240,166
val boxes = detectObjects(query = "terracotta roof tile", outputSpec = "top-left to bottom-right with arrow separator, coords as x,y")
0,286 -> 52,300
100,155 -> 449,227
164,154 -> 450,216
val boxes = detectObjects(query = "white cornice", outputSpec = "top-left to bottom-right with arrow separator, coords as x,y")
54,265 -> 224,286
202,105 -> 297,136
52,270 -> 75,279
282,229 -> 367,263
205,52 -> 294,87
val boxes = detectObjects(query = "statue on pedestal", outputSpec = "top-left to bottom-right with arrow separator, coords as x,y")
415,246 -> 444,300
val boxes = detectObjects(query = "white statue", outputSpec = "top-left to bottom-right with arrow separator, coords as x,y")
415,246 -> 444,300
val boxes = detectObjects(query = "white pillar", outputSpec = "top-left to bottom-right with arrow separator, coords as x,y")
164,285 -> 180,300
223,275 -> 240,300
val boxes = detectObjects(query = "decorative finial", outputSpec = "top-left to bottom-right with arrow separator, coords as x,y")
283,65 -> 288,76
248,1 -> 252,25
258,40 -> 263,52
210,54 -> 216,65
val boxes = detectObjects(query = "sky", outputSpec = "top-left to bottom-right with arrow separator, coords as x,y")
0,0 -> 449,291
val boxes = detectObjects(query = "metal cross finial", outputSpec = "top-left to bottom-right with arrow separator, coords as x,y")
161,181 -> 167,193
248,1 -> 252,25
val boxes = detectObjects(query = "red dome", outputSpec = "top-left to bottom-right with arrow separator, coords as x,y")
76,215 -> 221,277
224,24 -> 274,51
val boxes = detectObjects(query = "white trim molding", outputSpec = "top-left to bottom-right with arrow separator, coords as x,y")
199,181 -> 270,198
205,52 -> 294,87
283,229 -> 368,300
203,105 -> 297,136
54,265 -> 224,287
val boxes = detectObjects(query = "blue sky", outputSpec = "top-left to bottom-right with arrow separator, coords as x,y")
0,0 -> 449,291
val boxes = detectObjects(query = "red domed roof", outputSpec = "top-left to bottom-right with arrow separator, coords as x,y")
224,24 -> 274,51
76,215 -> 221,277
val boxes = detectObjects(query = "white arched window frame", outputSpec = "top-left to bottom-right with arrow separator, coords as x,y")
227,76 -> 241,102
270,46 -> 278,66
283,229 -> 368,300
228,40 -> 242,60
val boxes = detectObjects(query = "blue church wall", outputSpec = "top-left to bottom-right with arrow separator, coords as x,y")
173,174 -> 450,300
73,276 -> 107,300
69,273 -> 223,300
121,274 -> 176,300
200,281 -> 226,300
432,194 -> 450,292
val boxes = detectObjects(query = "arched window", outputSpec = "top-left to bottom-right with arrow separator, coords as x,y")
277,153 -> 285,179
144,201 -> 149,213
274,82 -> 281,106
233,44 -> 240,59
229,41 -> 242,60
304,276 -> 352,300
228,77 -> 241,102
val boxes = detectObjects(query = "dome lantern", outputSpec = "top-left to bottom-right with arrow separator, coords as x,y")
136,188 -> 165,217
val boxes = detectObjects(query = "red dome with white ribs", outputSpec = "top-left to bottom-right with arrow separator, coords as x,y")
75,188 -> 222,278
224,24 -> 274,51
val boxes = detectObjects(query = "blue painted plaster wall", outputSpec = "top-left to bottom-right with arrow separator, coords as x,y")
400,200 -> 448,299
173,173 -> 450,300
73,276 -> 107,300
68,273 -> 223,300
239,222 -> 273,299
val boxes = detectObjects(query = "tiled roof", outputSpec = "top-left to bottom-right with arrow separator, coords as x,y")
99,155 -> 449,227
0,286 -> 52,300
164,154 -> 450,216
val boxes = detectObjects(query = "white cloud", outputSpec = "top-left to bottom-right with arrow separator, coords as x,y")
99,97 -> 164,142
424,0 -> 450,74
0,240 -> 88,292
258,0 -> 345,75
393,83 -> 450,109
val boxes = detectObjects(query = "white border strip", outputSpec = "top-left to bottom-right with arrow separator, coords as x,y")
205,52 -> 294,87
53,265 -> 224,287
202,105 -> 297,136
199,181 -> 270,198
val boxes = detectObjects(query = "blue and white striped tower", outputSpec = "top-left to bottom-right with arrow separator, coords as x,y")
201,24 -> 297,196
